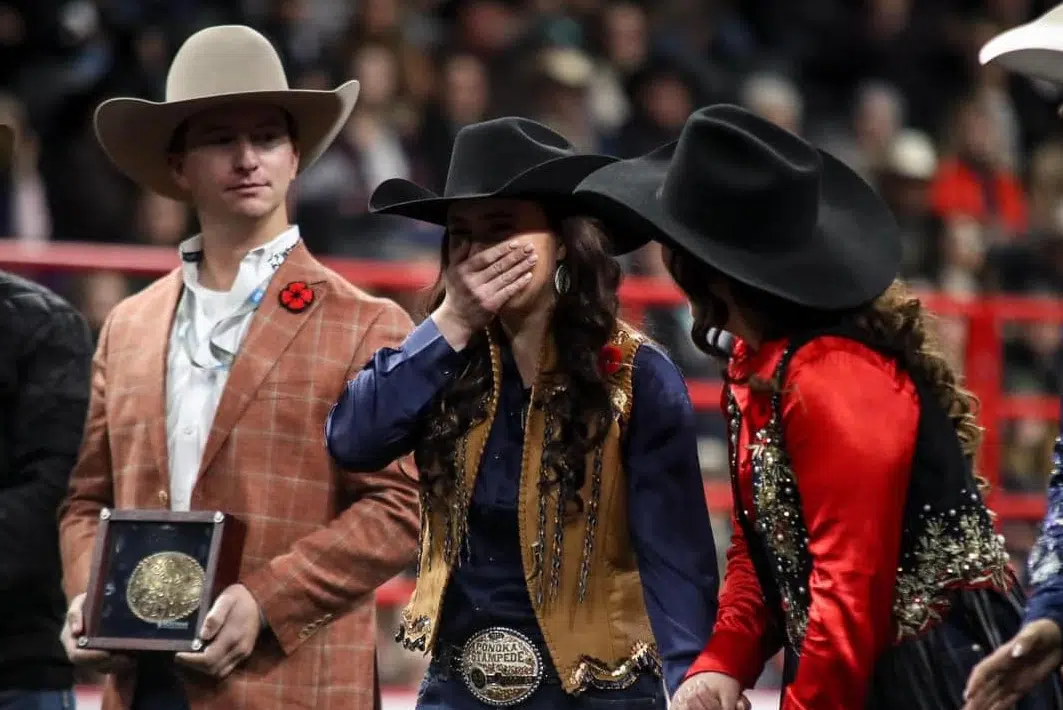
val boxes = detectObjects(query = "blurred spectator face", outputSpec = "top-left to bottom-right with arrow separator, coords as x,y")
741,74 -> 803,135
274,0 -> 307,22
538,48 -> 593,118
642,75 -> 693,132
603,3 -> 647,71
1028,143 -> 1063,232
170,104 -> 298,222
942,217 -> 986,273
987,0 -> 1032,26
956,101 -> 1000,166
353,45 -> 400,110
884,176 -> 931,216
443,54 -> 489,125
361,0 -> 400,37
869,0 -> 910,37
566,0 -> 605,15
1024,320 -> 1063,359
530,0 -> 565,12
854,87 -> 901,158
135,27 -> 169,73
753,99 -> 800,135
0,94 -> 33,173
459,1 -> 515,55
0,4 -> 24,48
80,271 -> 131,335
137,191 -> 189,246
294,67 -> 332,91
882,130 -> 936,215
934,315 -> 968,372
1015,417 -> 1050,449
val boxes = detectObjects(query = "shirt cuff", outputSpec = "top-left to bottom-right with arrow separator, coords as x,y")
685,629 -> 766,689
402,318 -> 466,378
1024,585 -> 1063,634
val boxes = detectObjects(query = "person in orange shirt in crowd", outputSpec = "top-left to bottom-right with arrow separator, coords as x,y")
928,95 -> 1028,242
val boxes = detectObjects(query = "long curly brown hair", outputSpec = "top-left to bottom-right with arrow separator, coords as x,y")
413,215 -> 623,514
666,250 -> 985,484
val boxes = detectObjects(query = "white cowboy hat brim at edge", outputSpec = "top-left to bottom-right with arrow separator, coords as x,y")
979,4 -> 1063,82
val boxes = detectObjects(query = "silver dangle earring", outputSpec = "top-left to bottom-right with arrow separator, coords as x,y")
704,328 -> 734,359
553,262 -> 571,294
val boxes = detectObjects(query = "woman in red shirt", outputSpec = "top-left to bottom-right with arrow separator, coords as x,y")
575,104 -> 1063,709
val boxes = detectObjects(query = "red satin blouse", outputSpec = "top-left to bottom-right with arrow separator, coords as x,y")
687,336 -> 921,710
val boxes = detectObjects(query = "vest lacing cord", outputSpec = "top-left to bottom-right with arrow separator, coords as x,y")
577,448 -> 605,603
532,407 -> 607,609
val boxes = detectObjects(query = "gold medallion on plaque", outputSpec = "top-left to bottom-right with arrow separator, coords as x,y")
461,627 -> 544,707
125,551 -> 205,624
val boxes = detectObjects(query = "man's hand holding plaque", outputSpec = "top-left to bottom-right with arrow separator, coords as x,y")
175,583 -> 263,679
67,509 -> 247,660
60,592 -> 135,675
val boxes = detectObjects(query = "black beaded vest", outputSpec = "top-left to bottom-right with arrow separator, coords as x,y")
725,327 -> 1018,704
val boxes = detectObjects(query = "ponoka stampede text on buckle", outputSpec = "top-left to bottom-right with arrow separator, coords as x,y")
460,627 -> 544,706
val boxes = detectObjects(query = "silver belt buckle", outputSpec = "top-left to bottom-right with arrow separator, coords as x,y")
460,627 -> 544,707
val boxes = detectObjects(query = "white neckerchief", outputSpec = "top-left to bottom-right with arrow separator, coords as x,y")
174,227 -> 301,369
164,225 -> 300,512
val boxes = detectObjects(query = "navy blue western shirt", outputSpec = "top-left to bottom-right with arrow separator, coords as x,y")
1024,433 -> 1063,633
326,318 -> 719,695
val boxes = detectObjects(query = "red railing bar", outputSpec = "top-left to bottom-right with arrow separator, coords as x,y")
996,395 -> 1059,421
0,239 -> 692,306
988,492 -> 1048,522
0,241 -> 1055,535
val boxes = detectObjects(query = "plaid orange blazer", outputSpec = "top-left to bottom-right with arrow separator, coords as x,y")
58,242 -> 421,710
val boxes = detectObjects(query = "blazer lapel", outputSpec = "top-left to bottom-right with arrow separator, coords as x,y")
196,242 -> 329,478
143,271 -> 184,493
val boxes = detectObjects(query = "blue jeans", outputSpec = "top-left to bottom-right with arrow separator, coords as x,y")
415,663 -> 666,710
0,690 -> 75,710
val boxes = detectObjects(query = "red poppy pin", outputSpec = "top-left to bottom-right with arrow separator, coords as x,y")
279,281 -> 314,313
599,344 -> 623,376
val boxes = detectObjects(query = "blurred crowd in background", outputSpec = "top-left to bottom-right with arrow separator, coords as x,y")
4,0 -> 1063,691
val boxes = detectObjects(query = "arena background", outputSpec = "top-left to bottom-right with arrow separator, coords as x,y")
4,0 -> 1063,705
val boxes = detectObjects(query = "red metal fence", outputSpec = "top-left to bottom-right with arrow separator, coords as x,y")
0,239 -> 1058,603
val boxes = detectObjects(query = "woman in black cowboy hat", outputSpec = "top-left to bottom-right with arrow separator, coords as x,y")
575,104 -> 1063,710
325,117 -> 719,710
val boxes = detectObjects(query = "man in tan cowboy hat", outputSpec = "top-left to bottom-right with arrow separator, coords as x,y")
56,24 -> 420,710
964,9 -> 1063,709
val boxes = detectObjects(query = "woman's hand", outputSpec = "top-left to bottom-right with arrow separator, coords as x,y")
432,239 -> 537,350
671,672 -> 752,710
964,619 -> 1063,710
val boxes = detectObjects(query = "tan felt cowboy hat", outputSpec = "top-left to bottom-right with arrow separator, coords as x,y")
980,4 -> 1063,82
94,24 -> 360,200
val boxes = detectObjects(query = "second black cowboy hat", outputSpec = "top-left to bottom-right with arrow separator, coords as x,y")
369,117 -> 645,254
574,104 -> 901,310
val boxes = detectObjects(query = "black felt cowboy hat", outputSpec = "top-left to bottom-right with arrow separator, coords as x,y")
574,104 -> 902,309
369,117 -> 644,254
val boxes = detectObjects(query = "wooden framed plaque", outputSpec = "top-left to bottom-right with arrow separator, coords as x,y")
78,509 -> 246,653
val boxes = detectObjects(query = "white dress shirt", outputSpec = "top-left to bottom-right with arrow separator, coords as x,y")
165,226 -> 301,511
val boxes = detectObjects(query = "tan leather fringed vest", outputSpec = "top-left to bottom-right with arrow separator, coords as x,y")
396,322 -> 661,694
